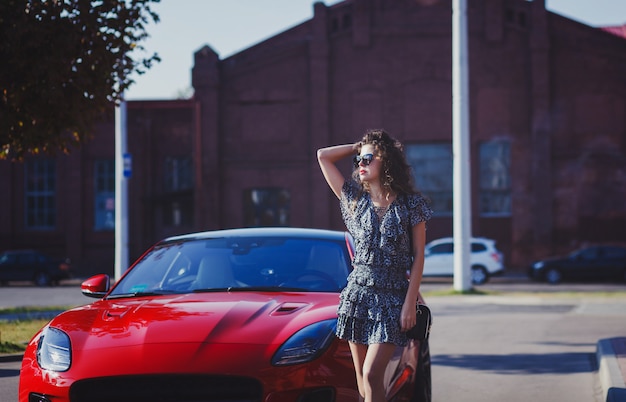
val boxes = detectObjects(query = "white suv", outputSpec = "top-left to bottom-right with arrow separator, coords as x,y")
422,237 -> 504,285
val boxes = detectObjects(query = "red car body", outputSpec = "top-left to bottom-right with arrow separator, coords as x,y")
19,227 -> 429,402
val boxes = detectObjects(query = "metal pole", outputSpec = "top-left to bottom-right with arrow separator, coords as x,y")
115,99 -> 129,281
452,0 -> 472,291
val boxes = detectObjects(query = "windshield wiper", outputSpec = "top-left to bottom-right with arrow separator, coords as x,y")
192,286 -> 308,293
191,287 -> 232,293
231,286 -> 308,292
107,290 -> 178,299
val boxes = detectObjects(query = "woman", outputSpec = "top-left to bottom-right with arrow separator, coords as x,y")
317,129 -> 432,402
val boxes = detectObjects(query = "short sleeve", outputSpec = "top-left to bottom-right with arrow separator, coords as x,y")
340,180 -> 359,209
339,180 -> 364,231
407,193 -> 433,227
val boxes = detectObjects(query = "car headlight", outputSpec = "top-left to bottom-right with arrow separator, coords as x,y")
272,319 -> 337,366
37,326 -> 71,372
533,261 -> 544,269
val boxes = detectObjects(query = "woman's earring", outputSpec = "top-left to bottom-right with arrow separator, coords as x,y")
385,170 -> 393,187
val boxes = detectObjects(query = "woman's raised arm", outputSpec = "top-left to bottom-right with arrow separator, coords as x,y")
316,143 -> 357,199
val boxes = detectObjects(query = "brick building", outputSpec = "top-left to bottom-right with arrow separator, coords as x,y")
1,0 -> 625,277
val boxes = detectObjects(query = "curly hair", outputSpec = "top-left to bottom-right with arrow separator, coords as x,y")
351,129 -> 418,196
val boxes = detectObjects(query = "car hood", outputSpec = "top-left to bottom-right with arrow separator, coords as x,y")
31,291 -> 342,377
51,291 -> 339,350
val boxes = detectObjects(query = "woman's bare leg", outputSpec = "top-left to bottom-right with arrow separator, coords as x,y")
348,341 -> 368,399
362,343 -> 397,402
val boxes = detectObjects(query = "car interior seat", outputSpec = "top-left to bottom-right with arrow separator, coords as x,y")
305,244 -> 346,287
192,253 -> 236,289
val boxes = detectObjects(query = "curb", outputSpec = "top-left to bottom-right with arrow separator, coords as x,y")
597,338 -> 626,402
0,353 -> 23,363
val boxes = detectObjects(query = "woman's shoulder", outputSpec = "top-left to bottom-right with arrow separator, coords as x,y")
407,191 -> 428,202
403,192 -> 433,220
400,191 -> 426,205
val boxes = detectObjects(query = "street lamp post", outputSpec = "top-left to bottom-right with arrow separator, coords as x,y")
115,99 -> 129,281
452,0 -> 472,291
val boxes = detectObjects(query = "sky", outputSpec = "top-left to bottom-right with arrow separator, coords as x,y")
125,0 -> 626,100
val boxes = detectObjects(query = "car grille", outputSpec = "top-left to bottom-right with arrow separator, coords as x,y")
69,374 -> 262,402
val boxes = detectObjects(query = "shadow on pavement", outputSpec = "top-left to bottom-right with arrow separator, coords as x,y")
433,351 -> 594,374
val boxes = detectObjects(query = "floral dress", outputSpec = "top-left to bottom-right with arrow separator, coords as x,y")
336,180 -> 432,346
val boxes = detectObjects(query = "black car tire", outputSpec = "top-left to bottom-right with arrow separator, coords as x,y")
471,266 -> 489,285
411,339 -> 432,402
33,272 -> 51,287
545,268 -> 561,285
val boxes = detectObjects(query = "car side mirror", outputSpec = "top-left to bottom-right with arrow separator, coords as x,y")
81,274 -> 111,298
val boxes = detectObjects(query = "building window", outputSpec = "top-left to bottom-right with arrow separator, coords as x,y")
406,143 -> 453,215
164,156 -> 193,193
162,197 -> 193,227
25,159 -> 56,229
342,13 -> 352,29
94,159 -> 115,231
161,156 -> 193,228
479,140 -> 511,216
243,188 -> 290,227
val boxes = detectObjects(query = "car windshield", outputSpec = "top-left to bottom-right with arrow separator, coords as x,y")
109,236 -> 351,297
570,247 -> 598,260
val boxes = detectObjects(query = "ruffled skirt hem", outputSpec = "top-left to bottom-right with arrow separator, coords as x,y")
336,315 -> 408,347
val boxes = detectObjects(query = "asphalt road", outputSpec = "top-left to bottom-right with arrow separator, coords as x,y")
2,278 -> 625,402
0,360 -> 20,402
426,294 -> 626,402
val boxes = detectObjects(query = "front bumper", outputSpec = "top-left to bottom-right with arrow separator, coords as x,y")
19,340 -> 358,402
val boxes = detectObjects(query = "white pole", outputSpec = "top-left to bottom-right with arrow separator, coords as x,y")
452,0 -> 472,291
114,99 -> 129,281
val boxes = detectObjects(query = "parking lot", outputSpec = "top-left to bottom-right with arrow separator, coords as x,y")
2,275 -> 625,402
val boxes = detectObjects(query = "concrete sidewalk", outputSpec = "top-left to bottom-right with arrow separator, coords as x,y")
597,337 -> 626,402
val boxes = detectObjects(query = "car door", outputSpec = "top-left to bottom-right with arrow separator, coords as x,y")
0,253 -> 18,281
17,252 -> 39,281
423,242 -> 454,276
569,247 -> 601,280
597,247 -> 626,280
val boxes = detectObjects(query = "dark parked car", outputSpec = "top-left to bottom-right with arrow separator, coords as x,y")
0,249 -> 71,286
528,245 -> 626,284
19,227 -> 431,402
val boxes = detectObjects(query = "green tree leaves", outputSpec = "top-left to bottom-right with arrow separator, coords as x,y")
0,0 -> 160,160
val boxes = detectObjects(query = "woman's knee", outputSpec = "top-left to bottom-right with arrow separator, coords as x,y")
362,365 -> 385,387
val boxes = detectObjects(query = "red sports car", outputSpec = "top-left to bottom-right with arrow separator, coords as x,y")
19,227 -> 431,402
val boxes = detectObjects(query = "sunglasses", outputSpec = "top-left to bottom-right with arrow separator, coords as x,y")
353,153 -> 375,168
